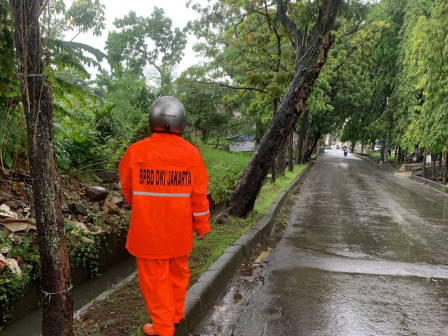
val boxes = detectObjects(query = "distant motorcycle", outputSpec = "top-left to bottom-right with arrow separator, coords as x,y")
343,147 -> 348,157
344,150 -> 348,157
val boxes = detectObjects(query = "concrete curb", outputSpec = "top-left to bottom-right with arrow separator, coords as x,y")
411,173 -> 448,192
175,164 -> 312,335
353,152 -> 448,193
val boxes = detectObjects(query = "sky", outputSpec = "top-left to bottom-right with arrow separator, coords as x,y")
69,0 -> 207,76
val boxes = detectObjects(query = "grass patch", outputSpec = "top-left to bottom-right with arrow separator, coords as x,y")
254,166 -> 306,214
199,146 -> 252,168
190,164 -> 306,283
199,146 -> 252,204
368,151 -> 394,163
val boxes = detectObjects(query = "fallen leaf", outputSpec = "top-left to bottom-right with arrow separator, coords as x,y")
0,246 -> 11,254
89,227 -> 106,235
0,254 -> 22,277
71,228 -> 82,235
81,236 -> 95,244
72,221 -> 88,231
254,250 -> 271,264
70,221 -> 106,236
0,204 -> 16,218
2,217 -> 36,227
1,223 -> 29,233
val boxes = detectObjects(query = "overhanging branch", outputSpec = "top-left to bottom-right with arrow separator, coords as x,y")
340,3 -> 392,38
194,80 -> 268,94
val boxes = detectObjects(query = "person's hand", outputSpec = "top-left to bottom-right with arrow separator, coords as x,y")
196,233 -> 207,241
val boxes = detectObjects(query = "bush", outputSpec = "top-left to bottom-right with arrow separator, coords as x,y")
199,146 -> 251,204
207,163 -> 243,204
0,234 -> 39,330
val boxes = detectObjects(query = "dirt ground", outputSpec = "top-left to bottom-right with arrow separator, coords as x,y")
73,279 -> 148,336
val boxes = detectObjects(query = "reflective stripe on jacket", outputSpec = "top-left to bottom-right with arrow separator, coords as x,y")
119,133 -> 210,259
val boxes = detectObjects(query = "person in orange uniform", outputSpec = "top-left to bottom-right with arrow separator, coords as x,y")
119,96 -> 210,336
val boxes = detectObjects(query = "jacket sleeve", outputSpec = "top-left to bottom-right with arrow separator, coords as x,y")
191,153 -> 210,235
119,149 -> 133,206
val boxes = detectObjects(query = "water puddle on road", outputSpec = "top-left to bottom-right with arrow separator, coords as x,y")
194,250 -> 269,336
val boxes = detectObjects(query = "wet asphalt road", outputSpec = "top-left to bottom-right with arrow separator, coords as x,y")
202,149 -> 448,336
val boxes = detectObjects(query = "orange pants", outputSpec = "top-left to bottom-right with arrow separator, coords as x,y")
137,255 -> 190,336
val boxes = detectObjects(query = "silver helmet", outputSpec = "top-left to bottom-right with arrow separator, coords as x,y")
149,96 -> 187,134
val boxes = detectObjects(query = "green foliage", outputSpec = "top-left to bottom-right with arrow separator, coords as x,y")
175,74 -> 247,144
65,0 -> 106,37
328,8 -> 393,144
0,233 -> 39,330
0,107 -> 27,170
408,0 -> 448,152
187,0 -> 297,139
200,146 -> 251,204
50,39 -> 107,77
105,8 -> 187,94
254,165 -> 307,214
65,221 -> 102,276
0,0 -> 16,98
368,150 -> 394,163
0,0 -> 25,170
93,69 -> 155,155
207,163 -> 243,204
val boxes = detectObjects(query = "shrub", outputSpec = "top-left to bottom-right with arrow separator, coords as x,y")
199,146 -> 251,204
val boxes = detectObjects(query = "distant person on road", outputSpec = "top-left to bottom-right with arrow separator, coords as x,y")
119,96 -> 210,336
343,146 -> 349,157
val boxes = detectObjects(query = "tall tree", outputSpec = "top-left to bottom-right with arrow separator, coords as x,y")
226,0 -> 342,217
105,8 -> 187,95
9,0 -> 73,335
188,0 -> 297,175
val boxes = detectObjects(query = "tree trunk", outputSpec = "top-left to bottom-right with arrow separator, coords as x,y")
432,153 -> 437,181
350,141 -> 355,153
275,142 -> 287,177
423,149 -> 427,178
273,93 -> 286,179
10,1 -> 73,335
437,152 -> 442,182
444,153 -> 448,185
295,109 -> 309,164
288,130 -> 294,172
298,127 -> 311,163
394,146 -> 401,166
271,99 -> 281,182
383,132 -> 389,163
255,117 -> 264,145
225,0 -> 341,217
306,130 -> 322,161
303,130 -> 311,161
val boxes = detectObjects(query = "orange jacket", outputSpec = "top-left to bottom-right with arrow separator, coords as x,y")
119,133 -> 210,259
